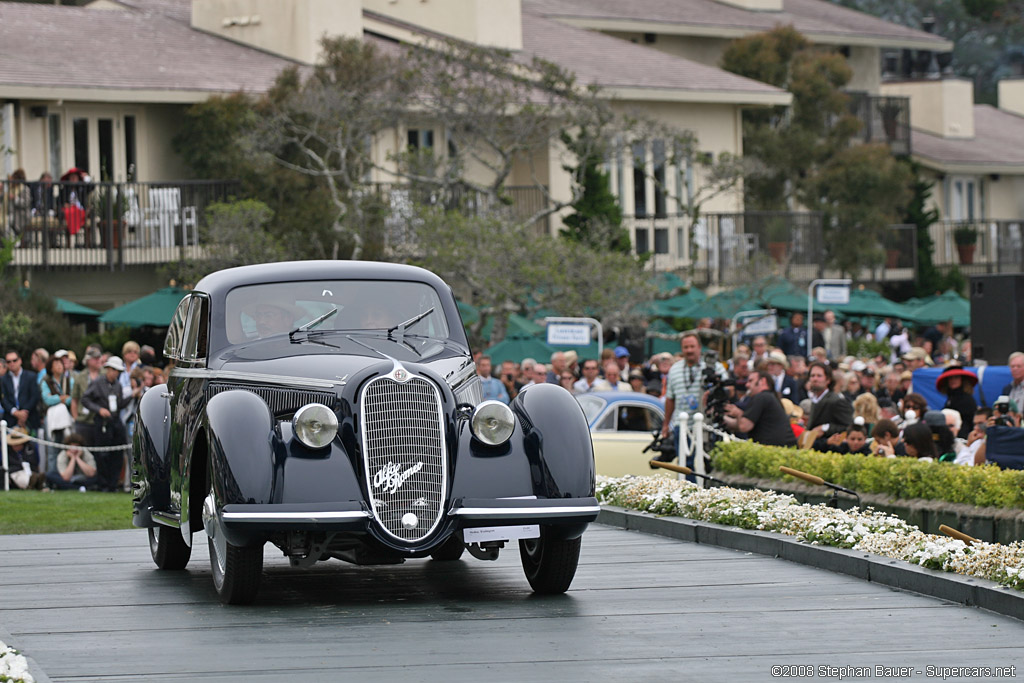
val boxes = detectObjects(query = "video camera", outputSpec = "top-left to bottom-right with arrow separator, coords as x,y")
993,395 -> 1016,427
701,351 -> 735,428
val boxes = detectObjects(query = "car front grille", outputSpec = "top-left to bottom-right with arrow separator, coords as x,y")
360,375 -> 446,542
207,383 -> 335,417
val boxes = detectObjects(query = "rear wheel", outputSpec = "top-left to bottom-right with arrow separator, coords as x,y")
204,474 -> 263,605
519,531 -> 581,594
148,525 -> 191,570
430,533 -> 465,561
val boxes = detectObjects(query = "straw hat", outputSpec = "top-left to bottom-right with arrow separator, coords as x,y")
6,428 -> 31,446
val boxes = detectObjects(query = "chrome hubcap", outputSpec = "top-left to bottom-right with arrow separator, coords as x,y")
203,490 -> 226,575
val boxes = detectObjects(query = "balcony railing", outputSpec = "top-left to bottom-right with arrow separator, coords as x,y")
2,180 -> 239,270
930,220 -> 1024,273
848,93 -> 911,156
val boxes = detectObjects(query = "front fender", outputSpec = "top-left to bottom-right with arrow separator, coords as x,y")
204,390 -> 275,506
131,387 -> 171,527
512,383 -> 595,499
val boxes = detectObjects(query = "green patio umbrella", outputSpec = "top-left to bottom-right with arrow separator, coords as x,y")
479,313 -> 545,341
652,272 -> 690,294
638,288 -> 707,318
98,286 -> 188,328
909,290 -> 970,327
55,298 -> 101,317
681,278 -> 800,320
456,301 -> 480,326
482,335 -> 556,365
645,319 -> 682,356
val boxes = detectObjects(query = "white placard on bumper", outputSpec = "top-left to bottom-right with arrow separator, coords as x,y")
464,525 -> 540,543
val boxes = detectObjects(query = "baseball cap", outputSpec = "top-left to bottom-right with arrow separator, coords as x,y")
103,356 -> 126,372
85,347 -> 103,359
613,346 -> 630,358
851,360 -> 867,372
53,349 -> 69,359
923,410 -> 947,428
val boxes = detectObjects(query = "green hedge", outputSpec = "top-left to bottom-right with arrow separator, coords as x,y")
711,441 -> 1024,510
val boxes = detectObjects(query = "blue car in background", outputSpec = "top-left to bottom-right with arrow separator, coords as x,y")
576,391 -> 667,477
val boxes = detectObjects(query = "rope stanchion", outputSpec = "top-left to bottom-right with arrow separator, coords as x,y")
0,423 -> 133,453
1,420 -> 8,492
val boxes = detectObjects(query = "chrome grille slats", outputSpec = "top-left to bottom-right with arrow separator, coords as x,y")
361,375 -> 446,542
206,383 -> 334,416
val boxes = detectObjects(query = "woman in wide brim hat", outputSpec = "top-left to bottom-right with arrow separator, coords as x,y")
935,367 -> 977,440
60,167 -> 87,182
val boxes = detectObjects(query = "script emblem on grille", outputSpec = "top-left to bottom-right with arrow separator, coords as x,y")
373,461 -> 423,494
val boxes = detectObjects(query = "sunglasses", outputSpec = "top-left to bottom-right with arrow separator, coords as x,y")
5,357 -> 19,363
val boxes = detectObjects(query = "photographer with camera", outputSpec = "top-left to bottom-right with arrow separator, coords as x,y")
721,370 -> 797,447
660,334 -> 728,474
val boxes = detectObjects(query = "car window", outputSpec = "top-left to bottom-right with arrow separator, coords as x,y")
224,280 -> 450,344
180,295 -> 209,364
576,395 -> 606,425
593,410 -> 615,431
163,295 -> 191,360
616,405 -> 664,433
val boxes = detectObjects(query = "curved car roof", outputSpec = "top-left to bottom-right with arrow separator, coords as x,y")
194,261 -> 451,298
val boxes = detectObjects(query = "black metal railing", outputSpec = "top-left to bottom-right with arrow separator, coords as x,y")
848,93 -> 911,156
931,219 -> 1024,273
2,179 -> 239,270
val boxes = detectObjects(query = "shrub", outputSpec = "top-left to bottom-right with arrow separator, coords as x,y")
711,440 -> 1024,509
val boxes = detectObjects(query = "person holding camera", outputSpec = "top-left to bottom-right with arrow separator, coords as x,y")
661,333 -> 728,477
722,370 -> 796,447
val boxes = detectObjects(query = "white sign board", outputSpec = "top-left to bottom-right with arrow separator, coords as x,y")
739,314 -> 778,336
547,323 -> 591,346
816,285 -> 850,305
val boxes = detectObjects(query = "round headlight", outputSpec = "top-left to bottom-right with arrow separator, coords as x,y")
470,400 -> 515,446
292,403 -> 339,449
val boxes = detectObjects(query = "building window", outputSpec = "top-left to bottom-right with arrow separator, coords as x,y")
652,139 -> 667,218
73,117 -> 89,172
48,114 -> 62,179
950,177 -> 978,221
654,228 -> 669,254
98,118 -> 114,181
635,226 -> 649,254
124,115 -> 137,181
407,128 -> 434,150
632,142 -> 647,218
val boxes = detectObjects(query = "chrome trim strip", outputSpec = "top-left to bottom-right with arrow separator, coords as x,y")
447,361 -> 476,388
451,505 -> 602,517
170,368 -> 337,389
151,510 -> 181,528
222,511 -> 371,522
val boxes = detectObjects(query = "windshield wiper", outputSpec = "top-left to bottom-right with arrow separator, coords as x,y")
289,307 -> 338,341
387,307 -> 435,342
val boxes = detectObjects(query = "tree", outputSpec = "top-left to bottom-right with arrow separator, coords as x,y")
560,131 -> 629,253
903,169 -> 966,296
810,145 -> 913,274
407,206 -> 654,347
722,26 -> 861,212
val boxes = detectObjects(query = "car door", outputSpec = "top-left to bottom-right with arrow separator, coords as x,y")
590,401 -> 664,477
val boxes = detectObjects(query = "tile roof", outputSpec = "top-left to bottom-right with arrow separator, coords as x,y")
520,11 -> 786,96
0,2 -> 295,96
524,0 -> 949,48
912,105 -> 1024,168
102,0 -> 192,24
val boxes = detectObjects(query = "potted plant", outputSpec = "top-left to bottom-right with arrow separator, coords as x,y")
953,225 -> 978,265
764,218 -> 789,263
94,187 -> 128,248
877,99 -> 903,142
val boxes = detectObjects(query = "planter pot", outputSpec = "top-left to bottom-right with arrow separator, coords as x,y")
885,248 -> 901,268
956,243 -> 976,265
767,241 -> 788,263
100,220 -> 121,249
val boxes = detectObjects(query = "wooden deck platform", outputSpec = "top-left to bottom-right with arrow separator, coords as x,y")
0,525 -> 1021,682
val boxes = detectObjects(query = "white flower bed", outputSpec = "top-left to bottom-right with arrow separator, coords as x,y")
0,641 -> 34,683
596,475 -> 1024,592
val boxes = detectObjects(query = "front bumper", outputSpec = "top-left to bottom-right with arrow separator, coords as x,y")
219,497 -> 600,533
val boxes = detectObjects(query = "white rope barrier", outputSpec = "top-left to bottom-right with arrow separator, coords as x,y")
0,423 -> 133,452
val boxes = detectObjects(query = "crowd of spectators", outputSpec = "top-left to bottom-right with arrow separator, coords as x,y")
472,308 -> 1022,470
1,342 -> 167,492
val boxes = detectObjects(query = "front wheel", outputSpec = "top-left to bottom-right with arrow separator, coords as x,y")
204,478 -> 262,605
519,532 -> 581,594
148,525 -> 191,570
430,533 -> 465,561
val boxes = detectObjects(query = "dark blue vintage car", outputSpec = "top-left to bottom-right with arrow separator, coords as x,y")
132,261 -> 598,603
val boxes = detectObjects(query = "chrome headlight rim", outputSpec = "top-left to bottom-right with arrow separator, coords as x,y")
292,402 -> 339,449
470,400 -> 515,446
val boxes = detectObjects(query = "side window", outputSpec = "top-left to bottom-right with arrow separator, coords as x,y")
594,410 -> 616,431
617,405 -> 663,432
163,295 -> 191,360
180,296 -> 209,364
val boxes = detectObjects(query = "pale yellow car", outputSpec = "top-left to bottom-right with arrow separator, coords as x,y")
576,392 -> 672,478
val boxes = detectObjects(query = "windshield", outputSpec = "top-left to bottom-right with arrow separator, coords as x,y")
576,395 -> 606,426
224,280 -> 450,345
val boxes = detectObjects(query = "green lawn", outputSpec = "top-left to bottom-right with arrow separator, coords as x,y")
0,490 -> 135,534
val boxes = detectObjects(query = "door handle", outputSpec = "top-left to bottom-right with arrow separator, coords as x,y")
161,391 -> 174,400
